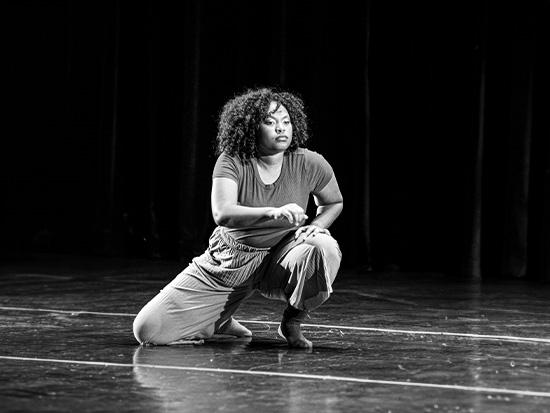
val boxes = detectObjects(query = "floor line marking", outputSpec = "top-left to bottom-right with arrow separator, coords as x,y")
1,355 -> 549,398
102,276 -> 164,284
13,274 -> 74,280
2,306 -> 550,344
241,320 -> 550,344
0,306 -> 134,317
336,289 -> 419,306
477,307 -> 550,317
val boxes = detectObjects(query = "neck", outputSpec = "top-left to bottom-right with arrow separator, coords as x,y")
257,151 -> 284,167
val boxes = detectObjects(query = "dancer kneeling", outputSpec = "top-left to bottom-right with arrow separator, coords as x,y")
133,87 -> 343,349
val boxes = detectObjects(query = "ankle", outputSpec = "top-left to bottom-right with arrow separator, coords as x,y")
279,306 -> 312,349
282,305 -> 309,324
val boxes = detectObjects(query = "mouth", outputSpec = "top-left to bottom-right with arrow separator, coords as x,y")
276,135 -> 288,141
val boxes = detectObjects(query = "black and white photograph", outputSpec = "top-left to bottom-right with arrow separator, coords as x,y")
2,1 -> 550,411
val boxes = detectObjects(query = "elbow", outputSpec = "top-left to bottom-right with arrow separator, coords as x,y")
212,210 -> 225,226
212,208 -> 230,227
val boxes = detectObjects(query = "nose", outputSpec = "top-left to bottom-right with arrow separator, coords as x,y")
275,123 -> 284,133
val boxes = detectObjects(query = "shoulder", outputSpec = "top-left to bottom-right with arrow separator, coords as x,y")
213,152 -> 250,181
286,148 -> 325,161
297,148 -> 334,191
285,147 -> 332,170
217,151 -> 238,163
215,152 -> 250,168
298,148 -> 331,168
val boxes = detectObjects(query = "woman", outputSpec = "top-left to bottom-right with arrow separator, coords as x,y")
133,87 -> 343,349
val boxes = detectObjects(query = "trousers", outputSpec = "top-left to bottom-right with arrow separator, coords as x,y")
133,226 -> 341,345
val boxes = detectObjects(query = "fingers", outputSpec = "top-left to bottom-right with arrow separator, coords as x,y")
295,226 -> 313,241
295,225 -> 331,241
281,209 -> 294,224
292,211 -> 308,226
271,207 -> 295,223
283,204 -> 307,226
272,204 -> 309,226
294,226 -> 306,239
303,225 -> 317,238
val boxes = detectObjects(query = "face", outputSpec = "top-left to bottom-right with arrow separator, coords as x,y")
257,101 -> 293,156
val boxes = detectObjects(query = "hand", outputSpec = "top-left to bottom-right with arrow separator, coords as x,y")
295,224 -> 331,241
269,203 -> 308,226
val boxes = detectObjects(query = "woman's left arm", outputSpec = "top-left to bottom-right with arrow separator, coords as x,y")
295,175 -> 343,240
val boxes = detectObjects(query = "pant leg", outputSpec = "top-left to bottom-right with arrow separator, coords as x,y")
133,272 -> 252,345
133,227 -> 269,345
256,233 -> 342,311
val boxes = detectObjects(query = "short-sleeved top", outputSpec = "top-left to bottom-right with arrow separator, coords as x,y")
212,148 -> 334,248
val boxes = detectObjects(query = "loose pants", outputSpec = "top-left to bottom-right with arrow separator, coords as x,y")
133,226 -> 341,345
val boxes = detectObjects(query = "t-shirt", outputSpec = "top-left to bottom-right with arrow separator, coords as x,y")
212,148 -> 334,248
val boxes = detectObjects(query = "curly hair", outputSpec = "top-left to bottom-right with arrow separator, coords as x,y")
215,87 -> 310,159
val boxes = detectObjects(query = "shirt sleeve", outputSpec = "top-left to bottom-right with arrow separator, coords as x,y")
212,152 -> 240,183
305,150 -> 334,194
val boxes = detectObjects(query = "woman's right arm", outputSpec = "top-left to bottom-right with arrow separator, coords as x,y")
211,178 -> 307,228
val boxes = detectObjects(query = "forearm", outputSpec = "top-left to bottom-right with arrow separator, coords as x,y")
213,204 -> 274,228
310,202 -> 343,229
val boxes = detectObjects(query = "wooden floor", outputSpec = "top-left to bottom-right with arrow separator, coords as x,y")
1,254 -> 549,412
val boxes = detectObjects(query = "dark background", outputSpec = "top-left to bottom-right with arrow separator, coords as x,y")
3,1 -> 550,280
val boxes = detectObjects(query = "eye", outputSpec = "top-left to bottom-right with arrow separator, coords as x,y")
263,119 -> 275,126
283,120 -> 291,125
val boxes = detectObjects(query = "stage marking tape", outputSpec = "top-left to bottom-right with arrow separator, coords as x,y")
1,355 -> 549,398
1,306 -> 550,344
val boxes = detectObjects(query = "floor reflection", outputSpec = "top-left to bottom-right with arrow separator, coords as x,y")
5,256 -> 550,412
132,337 -> 338,412
132,338 -> 254,411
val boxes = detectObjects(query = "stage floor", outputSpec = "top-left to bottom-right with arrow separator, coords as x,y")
1,254 -> 549,412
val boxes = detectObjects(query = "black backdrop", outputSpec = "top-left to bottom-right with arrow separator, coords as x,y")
4,1 -> 550,280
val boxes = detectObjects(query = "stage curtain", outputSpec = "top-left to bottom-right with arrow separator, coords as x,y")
5,1 -> 549,280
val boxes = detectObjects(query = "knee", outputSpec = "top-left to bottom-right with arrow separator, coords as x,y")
133,307 -> 163,345
304,234 -> 341,263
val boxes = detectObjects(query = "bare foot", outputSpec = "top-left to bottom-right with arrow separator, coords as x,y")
278,323 -> 312,349
216,317 -> 252,337
278,305 -> 313,349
